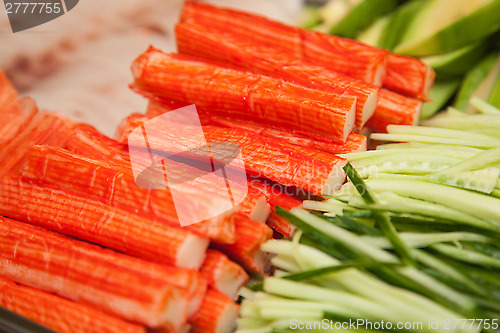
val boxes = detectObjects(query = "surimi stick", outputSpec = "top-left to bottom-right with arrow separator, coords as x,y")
0,216 -> 192,330
213,215 -> 273,274
131,48 -> 356,142
199,250 -> 249,300
175,21 -> 378,129
204,114 -> 367,155
0,175 -> 210,270
0,276 -> 147,333
179,1 -> 387,86
367,88 -> 423,133
384,53 -> 435,101
66,123 -> 130,166
0,110 -> 73,174
116,109 -> 367,155
237,185 -> 271,223
189,289 -> 239,333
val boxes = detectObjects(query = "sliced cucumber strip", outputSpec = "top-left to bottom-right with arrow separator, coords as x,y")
421,80 -> 461,120
422,40 -> 490,79
363,179 -> 500,224
395,0 -> 500,56
470,96 -> 500,114
329,0 -> 399,38
454,52 -> 500,112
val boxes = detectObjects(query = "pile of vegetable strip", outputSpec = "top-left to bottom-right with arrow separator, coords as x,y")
239,102 -> 500,333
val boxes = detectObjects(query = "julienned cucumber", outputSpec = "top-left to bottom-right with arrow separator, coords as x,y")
395,0 -> 500,56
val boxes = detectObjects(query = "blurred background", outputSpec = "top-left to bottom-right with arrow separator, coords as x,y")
0,0 -> 303,136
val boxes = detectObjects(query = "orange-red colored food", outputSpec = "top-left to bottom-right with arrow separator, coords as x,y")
131,48 -> 356,142
366,88 -> 422,133
0,276 -> 147,333
180,1 -> 387,86
199,250 -> 249,300
175,20 -> 378,129
0,175 -> 209,269
22,145 -> 236,244
248,179 -> 302,238
213,215 -> 273,274
189,289 -> 239,333
384,53 -> 435,101
0,216 -> 195,330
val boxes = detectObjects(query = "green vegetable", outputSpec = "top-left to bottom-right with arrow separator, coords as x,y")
454,52 -> 500,111
421,80 -> 461,120
421,40 -> 491,79
395,0 -> 500,56
328,0 -> 399,38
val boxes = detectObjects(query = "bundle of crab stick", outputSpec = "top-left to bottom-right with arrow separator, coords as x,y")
0,2 -> 434,333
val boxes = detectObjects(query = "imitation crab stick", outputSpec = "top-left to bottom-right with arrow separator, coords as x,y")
0,69 -> 17,108
123,100 -> 367,155
66,123 -> 130,166
204,114 -> 367,155
213,215 -> 273,274
384,53 -> 435,101
199,250 -> 249,300
236,185 -> 271,224
131,48 -> 356,142
0,216 -> 193,330
0,276 -> 146,333
175,21 -> 378,129
0,109 -> 73,174
189,289 -> 240,333
248,178 -> 302,238
366,89 -> 423,133
179,1 -> 387,86
126,115 -> 347,196
180,1 -> 435,100
174,22 -> 428,133
21,145 -> 236,244
0,175 -> 210,269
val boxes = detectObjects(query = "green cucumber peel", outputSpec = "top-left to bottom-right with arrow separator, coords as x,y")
347,192 -> 498,233
395,0 -> 500,56
329,0 -> 399,38
420,80 -> 461,120
344,163 -> 416,265
422,40 -> 490,79
378,0 -> 427,50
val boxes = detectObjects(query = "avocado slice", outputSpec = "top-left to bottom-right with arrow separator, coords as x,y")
395,0 -> 500,56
